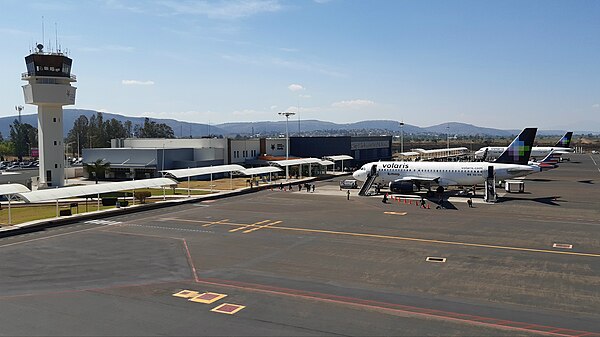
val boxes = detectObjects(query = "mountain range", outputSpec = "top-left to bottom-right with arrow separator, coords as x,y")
0,109 -> 595,138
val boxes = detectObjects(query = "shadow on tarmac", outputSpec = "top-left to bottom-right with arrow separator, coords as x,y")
578,180 -> 595,184
497,196 -> 565,206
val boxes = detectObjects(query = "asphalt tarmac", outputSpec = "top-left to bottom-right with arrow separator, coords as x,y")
0,153 -> 598,336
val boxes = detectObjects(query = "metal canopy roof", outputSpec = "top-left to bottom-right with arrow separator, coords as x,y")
0,184 -> 30,196
17,178 -> 176,203
269,158 -> 323,167
318,160 -> 335,166
161,164 -> 246,178
324,155 -> 353,161
242,167 -> 282,175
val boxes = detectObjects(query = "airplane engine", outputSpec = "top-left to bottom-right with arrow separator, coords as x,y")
389,181 -> 416,193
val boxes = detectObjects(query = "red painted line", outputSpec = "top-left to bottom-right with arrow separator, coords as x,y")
195,277 -> 594,337
182,239 -> 199,283
102,228 -> 199,283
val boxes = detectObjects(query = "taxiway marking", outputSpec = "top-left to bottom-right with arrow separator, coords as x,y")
228,220 -> 271,233
202,218 -> 230,227
243,220 -> 282,234
167,217 -> 600,258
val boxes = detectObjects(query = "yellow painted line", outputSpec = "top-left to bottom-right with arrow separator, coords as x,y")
265,225 -> 600,258
229,220 -> 271,233
172,290 -> 199,299
202,219 -> 230,227
158,217 -> 600,258
383,211 -> 408,216
211,303 -> 246,315
188,292 -> 227,304
243,221 -> 282,234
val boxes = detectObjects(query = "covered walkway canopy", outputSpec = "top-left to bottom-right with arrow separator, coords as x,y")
5,178 -> 175,226
323,154 -> 354,172
0,183 -> 30,195
324,155 -> 353,161
268,158 -> 323,167
161,164 -> 246,179
17,178 -> 176,203
0,183 -> 31,225
242,166 -> 283,175
268,158 -> 331,178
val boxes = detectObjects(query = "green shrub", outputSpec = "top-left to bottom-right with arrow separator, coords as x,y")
134,191 -> 152,204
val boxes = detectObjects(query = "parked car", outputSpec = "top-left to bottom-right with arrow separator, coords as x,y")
339,179 -> 358,189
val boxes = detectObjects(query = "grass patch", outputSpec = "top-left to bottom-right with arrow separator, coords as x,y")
0,203 -> 116,226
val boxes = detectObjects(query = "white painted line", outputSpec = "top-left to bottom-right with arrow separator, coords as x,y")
120,223 -> 213,234
426,257 -> 447,263
553,243 -> 573,249
590,154 -> 597,166
85,220 -> 122,225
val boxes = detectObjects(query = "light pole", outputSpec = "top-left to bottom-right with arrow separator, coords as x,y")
446,123 -> 450,150
278,111 -> 296,180
400,121 -> 405,154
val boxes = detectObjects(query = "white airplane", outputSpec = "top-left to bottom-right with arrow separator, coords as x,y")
475,132 -> 573,160
353,128 -> 545,194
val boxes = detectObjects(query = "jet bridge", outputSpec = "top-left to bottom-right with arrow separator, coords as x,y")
358,164 -> 378,196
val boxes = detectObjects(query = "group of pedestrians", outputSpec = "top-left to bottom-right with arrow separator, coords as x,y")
299,183 -> 315,192
277,182 -> 316,192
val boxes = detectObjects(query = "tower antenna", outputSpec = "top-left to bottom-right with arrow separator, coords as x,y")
41,16 -> 45,50
55,22 -> 59,53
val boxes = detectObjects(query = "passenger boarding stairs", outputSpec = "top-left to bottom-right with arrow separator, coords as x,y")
358,164 -> 378,196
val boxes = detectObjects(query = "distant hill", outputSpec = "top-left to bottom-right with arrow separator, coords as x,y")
0,109 -> 595,138
0,109 -> 225,138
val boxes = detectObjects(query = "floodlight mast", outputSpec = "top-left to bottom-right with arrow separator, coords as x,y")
278,111 -> 296,180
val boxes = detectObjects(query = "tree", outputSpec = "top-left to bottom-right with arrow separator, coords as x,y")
124,120 -> 133,138
135,118 -> 175,138
105,118 -> 128,141
9,120 -> 37,161
88,112 -> 106,148
66,115 -> 89,156
84,158 -> 110,184
0,140 -> 14,160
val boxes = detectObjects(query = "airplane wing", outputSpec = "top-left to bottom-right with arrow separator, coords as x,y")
393,176 -> 440,184
507,167 -> 535,174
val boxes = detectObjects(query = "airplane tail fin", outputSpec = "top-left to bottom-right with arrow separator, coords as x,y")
536,150 -> 561,171
554,131 -> 573,147
494,128 -> 537,165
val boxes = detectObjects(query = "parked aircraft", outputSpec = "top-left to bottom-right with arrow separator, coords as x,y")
475,132 -> 573,160
352,128 -> 543,193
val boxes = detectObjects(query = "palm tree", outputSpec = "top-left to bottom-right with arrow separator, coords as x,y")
84,159 -> 110,184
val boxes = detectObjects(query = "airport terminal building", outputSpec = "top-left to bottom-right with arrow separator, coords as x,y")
83,136 -> 392,179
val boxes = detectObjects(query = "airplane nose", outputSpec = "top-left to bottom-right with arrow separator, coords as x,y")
353,170 -> 365,181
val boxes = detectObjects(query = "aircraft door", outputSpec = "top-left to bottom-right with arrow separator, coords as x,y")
370,164 -> 377,177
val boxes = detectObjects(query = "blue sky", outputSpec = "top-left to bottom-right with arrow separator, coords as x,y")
1,0 -> 599,130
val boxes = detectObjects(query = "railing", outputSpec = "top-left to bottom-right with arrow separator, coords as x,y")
21,72 -> 76,80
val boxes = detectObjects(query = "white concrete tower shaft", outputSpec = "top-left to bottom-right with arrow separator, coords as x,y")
21,46 -> 77,187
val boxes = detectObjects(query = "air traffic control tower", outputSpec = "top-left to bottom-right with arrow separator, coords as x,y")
22,44 -> 77,188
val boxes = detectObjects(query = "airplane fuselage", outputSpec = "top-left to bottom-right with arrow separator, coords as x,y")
353,161 -> 538,187
475,146 -> 572,160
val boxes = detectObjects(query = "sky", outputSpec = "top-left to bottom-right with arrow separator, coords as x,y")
1,0 -> 599,130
